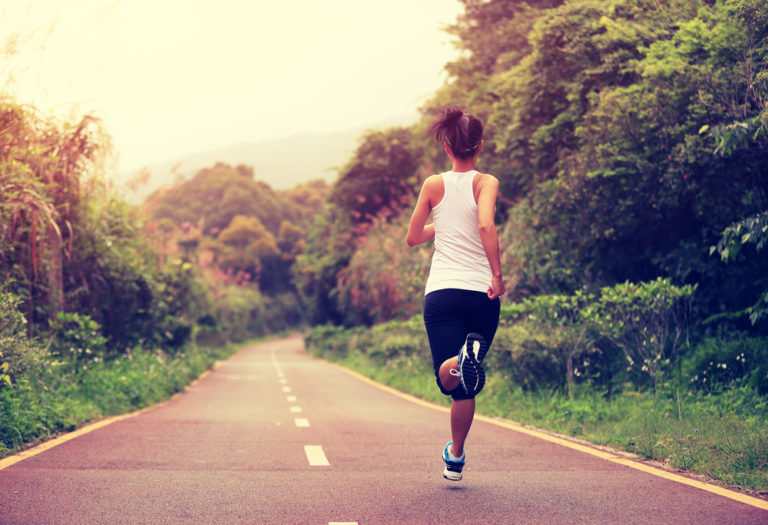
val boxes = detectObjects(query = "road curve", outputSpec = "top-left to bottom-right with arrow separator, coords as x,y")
0,334 -> 765,524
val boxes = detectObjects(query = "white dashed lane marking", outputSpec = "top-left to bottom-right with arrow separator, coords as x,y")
282,386 -> 291,393
304,445 -> 329,466
290,406 -> 302,413
294,418 -> 310,427
287,395 -> 297,402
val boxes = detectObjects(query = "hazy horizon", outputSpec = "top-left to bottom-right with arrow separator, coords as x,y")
3,1 -> 463,173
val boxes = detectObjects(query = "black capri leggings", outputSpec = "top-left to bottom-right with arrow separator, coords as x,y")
423,288 -> 500,400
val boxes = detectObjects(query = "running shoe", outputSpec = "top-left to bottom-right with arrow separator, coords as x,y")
442,441 -> 465,481
457,332 -> 488,396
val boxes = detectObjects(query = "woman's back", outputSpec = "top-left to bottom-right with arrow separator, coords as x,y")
425,170 -> 492,295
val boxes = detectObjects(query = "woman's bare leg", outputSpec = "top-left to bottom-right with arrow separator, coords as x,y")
438,356 -> 460,391
438,357 -> 475,457
450,399 -> 475,457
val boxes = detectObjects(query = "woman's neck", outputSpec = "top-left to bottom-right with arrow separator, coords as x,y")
451,158 -> 477,173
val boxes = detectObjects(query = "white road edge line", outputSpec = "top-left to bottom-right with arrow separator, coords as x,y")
270,347 -> 284,378
305,445 -> 329,466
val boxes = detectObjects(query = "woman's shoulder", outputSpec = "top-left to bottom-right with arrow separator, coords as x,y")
474,171 -> 498,182
473,172 -> 499,190
423,173 -> 446,191
419,173 -> 445,208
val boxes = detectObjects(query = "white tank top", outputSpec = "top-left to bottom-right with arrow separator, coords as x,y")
424,170 -> 492,295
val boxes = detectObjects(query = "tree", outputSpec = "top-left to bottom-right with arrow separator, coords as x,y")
714,211 -> 768,325
0,99 -> 107,326
497,0 -> 768,328
330,127 -> 423,225
217,215 -> 277,281
335,212 -> 431,326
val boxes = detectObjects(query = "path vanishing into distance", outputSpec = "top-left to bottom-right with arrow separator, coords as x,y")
1,335 -> 767,524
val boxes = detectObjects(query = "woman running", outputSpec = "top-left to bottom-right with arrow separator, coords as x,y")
406,105 -> 505,481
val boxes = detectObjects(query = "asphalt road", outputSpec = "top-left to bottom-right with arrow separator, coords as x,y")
0,334 -> 766,524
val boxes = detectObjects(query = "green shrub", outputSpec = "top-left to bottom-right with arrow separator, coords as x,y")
304,324 -> 363,360
0,339 -> 245,457
505,279 -> 696,394
598,278 -> 696,391
486,324 -> 568,392
262,292 -> 304,332
686,336 -> 768,395
0,291 -> 46,382
49,312 -> 108,372
212,285 -> 267,342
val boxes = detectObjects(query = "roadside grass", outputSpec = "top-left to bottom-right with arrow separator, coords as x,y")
305,325 -> 768,494
0,337 -> 269,459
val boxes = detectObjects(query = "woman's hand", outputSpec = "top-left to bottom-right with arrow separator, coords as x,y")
487,275 -> 505,300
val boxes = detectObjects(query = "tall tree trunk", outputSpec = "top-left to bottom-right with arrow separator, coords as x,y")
47,224 -> 63,320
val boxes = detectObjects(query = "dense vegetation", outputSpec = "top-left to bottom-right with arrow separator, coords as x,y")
2,0 -> 767,491
0,104 -> 313,454
295,0 -> 768,491
297,0 -> 768,333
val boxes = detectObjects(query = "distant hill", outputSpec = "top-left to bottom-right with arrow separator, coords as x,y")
118,114 -> 417,203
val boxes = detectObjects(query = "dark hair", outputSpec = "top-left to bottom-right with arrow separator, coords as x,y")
429,105 -> 483,160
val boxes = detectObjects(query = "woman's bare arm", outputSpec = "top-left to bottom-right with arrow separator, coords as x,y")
476,174 -> 505,299
406,176 -> 439,247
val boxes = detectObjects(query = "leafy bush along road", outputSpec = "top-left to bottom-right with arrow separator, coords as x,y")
0,333 -> 259,460
304,281 -> 768,495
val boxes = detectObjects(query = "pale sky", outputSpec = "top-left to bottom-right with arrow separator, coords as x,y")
3,1 -> 463,172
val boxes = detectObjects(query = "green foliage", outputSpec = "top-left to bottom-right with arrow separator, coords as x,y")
296,128 -> 424,325
146,163 -> 326,297
485,323 -> 569,392
148,162 -> 281,234
0,338 -> 248,458
330,127 -> 423,224
335,212 -> 431,326
211,285 -> 265,342
0,99 -> 108,327
0,363 -> 9,389
714,211 -> 768,325
200,284 -> 295,344
0,290 -> 45,382
507,290 -> 598,395
598,279 -> 696,389
493,0 -> 768,327
509,279 -> 696,392
68,203 -> 201,351
216,214 -> 275,280
293,203 -> 358,324
686,336 -> 768,395
49,312 -> 107,372
715,211 -> 768,261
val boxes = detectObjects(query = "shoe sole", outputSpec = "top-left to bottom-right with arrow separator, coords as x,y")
443,468 -> 462,481
459,333 -> 487,396
442,443 -> 464,481
466,332 -> 488,364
